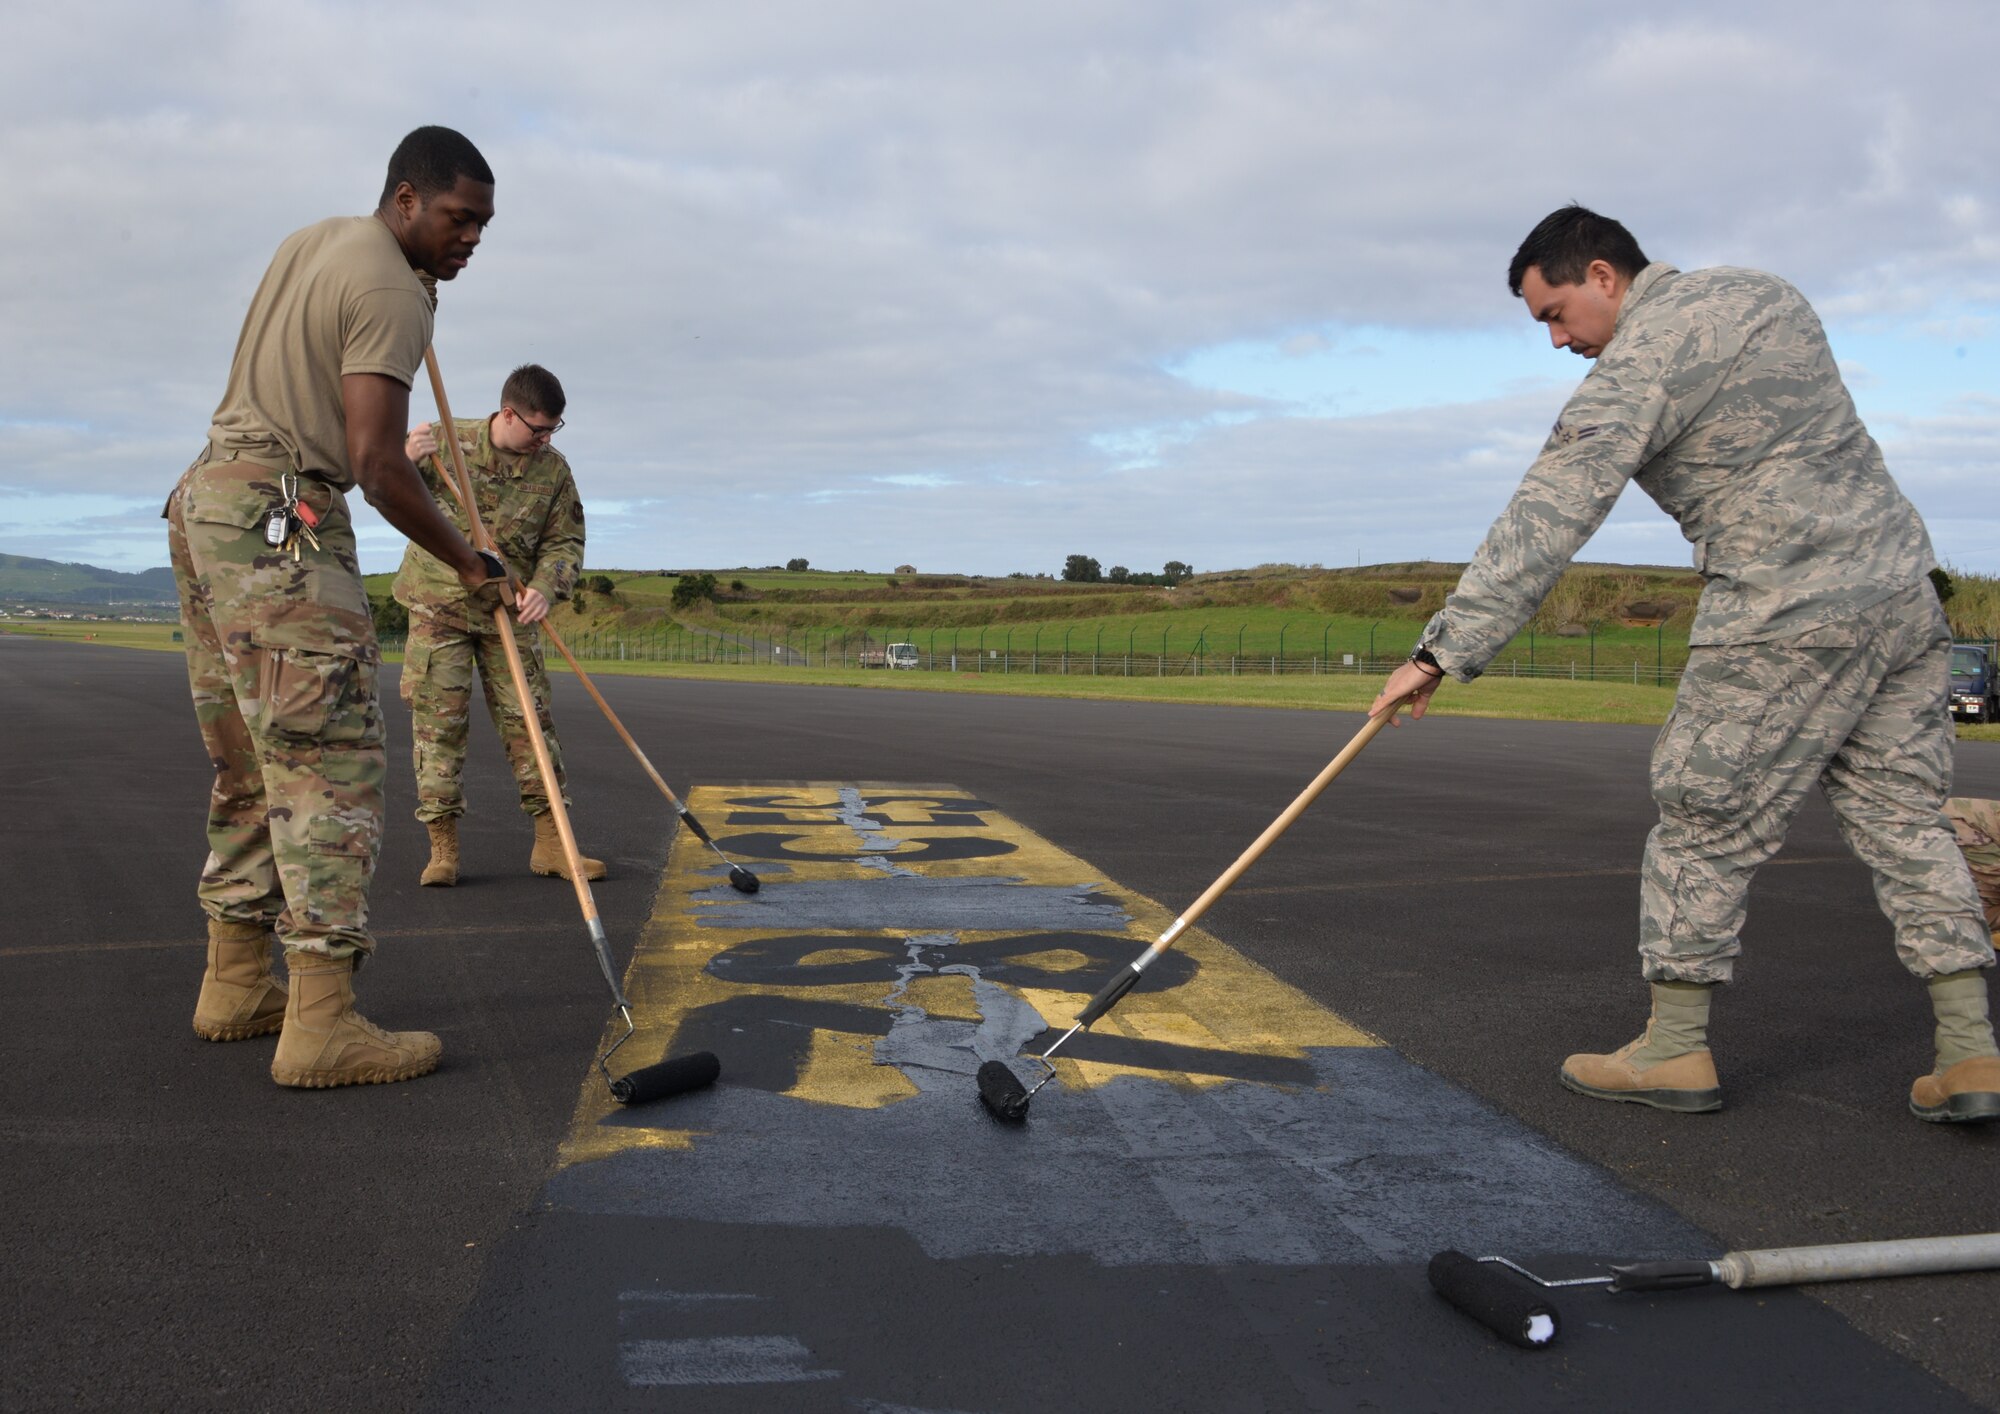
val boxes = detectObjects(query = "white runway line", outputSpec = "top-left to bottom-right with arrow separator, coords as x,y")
619,1334 -> 841,1387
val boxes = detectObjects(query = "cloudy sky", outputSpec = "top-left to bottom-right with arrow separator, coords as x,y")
3,1 -> 1996,579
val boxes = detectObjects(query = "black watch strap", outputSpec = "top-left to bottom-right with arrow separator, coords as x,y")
1409,646 -> 1444,677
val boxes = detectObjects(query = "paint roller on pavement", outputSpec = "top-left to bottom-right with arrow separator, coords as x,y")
423,348 -> 719,1107
978,710 -> 1393,1122
1430,1233 -> 2000,1349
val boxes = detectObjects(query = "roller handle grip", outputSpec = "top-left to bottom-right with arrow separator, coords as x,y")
1608,1260 -> 1717,1292
678,810 -> 713,843
1075,967 -> 1142,1027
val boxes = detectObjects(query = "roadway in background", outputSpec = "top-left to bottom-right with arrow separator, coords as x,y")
3,638 -> 1996,1411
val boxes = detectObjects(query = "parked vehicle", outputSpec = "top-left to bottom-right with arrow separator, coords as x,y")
1949,643 -> 1999,723
859,642 -> 921,670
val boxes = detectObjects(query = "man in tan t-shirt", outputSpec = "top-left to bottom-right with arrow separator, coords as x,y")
164,125 -> 508,1090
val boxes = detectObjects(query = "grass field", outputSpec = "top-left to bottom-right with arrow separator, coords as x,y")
352,562 -> 1714,680
17,615 -> 2000,740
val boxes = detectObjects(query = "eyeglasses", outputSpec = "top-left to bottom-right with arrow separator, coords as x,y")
506,406 -> 563,440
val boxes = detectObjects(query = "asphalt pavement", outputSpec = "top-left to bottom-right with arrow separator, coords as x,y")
3,637 -> 1996,1412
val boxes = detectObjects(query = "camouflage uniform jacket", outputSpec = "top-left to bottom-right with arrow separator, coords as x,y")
1419,262 -> 1937,680
392,416 -> 586,624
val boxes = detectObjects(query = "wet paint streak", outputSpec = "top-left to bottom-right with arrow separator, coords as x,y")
552,785 -> 1698,1281
715,832 -> 1020,864
556,782 -> 1376,1169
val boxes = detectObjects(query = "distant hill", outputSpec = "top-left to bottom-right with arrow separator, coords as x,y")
0,553 -> 178,605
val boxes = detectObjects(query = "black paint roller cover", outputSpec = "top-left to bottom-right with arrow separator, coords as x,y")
1427,1250 -> 1560,1349
611,1051 -> 722,1105
977,1061 -> 1031,1122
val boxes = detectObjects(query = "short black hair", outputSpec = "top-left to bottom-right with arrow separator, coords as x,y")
379,126 -> 494,207
1508,204 -> 1649,296
502,364 -> 565,419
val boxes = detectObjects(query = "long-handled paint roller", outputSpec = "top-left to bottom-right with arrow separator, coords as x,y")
977,710 -> 1394,1121
414,432 -> 757,895
422,349 -> 719,1106
1429,1233 -> 2000,1350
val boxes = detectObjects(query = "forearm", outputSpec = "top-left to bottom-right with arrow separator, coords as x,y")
1423,424 -> 1654,678
1421,508 -> 1582,679
527,539 -> 583,602
344,374 -> 483,579
528,482 -> 585,601
356,450 -> 483,576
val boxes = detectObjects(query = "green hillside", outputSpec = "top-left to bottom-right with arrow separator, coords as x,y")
0,552 -> 178,605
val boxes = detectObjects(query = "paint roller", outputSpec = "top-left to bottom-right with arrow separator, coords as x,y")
1430,1233 -> 2000,1349
978,711 -> 1392,1121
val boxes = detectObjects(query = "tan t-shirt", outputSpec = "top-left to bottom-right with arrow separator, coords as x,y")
207,215 -> 434,492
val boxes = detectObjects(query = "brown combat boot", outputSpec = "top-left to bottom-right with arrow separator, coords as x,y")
1560,981 -> 1722,1113
192,918 -> 287,1041
529,811 -> 606,881
1910,972 -> 2000,1123
1910,1057 -> 2000,1123
270,951 -> 441,1089
421,817 -> 459,887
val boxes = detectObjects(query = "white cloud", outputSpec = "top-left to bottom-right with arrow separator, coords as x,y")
2,0 -> 1997,575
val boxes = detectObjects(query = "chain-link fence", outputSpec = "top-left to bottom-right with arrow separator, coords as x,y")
471,624 -> 1690,686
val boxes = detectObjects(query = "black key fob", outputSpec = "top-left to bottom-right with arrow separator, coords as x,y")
263,508 -> 293,548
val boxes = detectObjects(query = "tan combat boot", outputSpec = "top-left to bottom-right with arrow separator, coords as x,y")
529,811 -> 607,881
421,817 -> 459,887
270,951 -> 442,1089
192,918 -> 287,1041
1910,971 -> 2000,1123
1560,981 -> 1722,1113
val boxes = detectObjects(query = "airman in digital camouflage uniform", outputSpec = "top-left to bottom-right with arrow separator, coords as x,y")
165,127 -> 509,1089
1371,205 -> 1999,1124
392,363 -> 605,885
1944,798 -> 2000,936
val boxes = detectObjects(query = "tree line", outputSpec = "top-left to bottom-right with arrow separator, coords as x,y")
1061,555 -> 1192,586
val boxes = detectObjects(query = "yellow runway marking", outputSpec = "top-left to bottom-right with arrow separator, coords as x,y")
558,783 -> 1379,1169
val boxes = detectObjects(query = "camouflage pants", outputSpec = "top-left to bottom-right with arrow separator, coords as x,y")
1943,798 -> 2000,935
1641,581 -> 1994,983
400,612 -> 568,823
165,454 -> 383,957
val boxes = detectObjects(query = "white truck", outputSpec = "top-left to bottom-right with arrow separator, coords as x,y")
859,642 -> 921,670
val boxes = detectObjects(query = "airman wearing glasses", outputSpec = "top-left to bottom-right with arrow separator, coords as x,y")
392,362 -> 605,887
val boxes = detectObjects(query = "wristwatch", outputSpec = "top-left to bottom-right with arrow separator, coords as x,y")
1408,646 -> 1444,677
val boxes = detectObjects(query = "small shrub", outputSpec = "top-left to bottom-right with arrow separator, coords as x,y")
671,572 -> 718,609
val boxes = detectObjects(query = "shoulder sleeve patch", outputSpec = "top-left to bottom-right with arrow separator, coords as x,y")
1551,421 -> 1603,446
